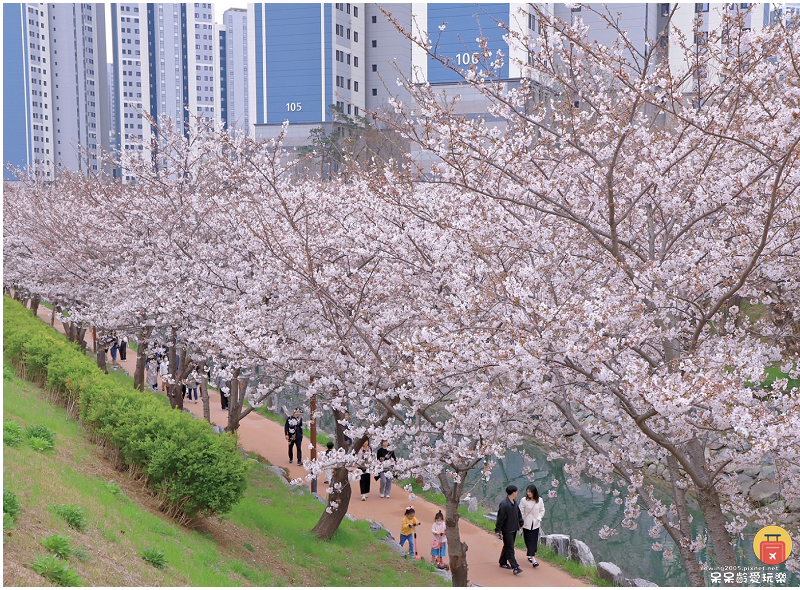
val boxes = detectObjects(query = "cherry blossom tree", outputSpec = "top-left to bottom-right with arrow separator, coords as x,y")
375,5 -> 800,584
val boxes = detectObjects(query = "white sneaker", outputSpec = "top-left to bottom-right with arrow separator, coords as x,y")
386,495 -> 391,498
361,494 -> 367,501
380,494 -> 385,498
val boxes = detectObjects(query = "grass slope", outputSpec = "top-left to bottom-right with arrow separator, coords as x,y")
3,362 -> 446,587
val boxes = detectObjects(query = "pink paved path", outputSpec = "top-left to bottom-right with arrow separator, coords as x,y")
31,303 -> 589,587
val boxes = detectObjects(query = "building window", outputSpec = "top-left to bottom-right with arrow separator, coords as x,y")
347,53 -> 351,64
528,13 -> 535,30
354,6 -> 358,17
346,28 -> 350,39
346,3 -> 350,14
372,64 -> 377,72
372,39 -> 377,47
696,3 -> 709,12
354,31 -> 358,42
372,88 -> 377,96
354,81 -> 358,92
354,106 -> 359,116
372,15 -> 376,23
354,56 -> 358,67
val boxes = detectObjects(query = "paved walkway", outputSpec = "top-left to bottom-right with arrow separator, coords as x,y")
31,303 -> 588,587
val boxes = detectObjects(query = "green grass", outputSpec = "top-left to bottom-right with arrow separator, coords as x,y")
3,360 -> 447,587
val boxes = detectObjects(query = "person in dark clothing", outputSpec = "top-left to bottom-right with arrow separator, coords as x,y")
284,407 -> 303,464
495,484 -> 523,575
376,439 -> 397,498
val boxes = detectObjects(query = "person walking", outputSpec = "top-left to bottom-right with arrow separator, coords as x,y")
119,335 -> 128,361
146,356 -> 159,391
215,371 -> 229,410
357,440 -> 372,501
520,484 -> 545,567
324,441 -> 335,484
109,333 -> 119,363
284,408 -> 303,464
495,484 -> 523,575
185,370 -> 199,403
399,506 -> 420,558
431,510 -> 448,568
159,356 -> 170,392
376,439 -> 396,498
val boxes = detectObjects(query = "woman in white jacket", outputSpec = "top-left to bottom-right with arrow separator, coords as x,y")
519,484 -> 545,567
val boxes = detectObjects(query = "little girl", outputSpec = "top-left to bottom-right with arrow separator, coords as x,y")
399,506 -> 420,557
430,510 -> 448,569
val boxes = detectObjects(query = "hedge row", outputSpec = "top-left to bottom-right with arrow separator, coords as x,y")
3,296 -> 248,518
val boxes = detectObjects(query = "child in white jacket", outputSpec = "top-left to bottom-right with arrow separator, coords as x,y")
519,484 -> 545,567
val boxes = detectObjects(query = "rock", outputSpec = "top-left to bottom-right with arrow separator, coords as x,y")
212,424 -> 225,434
569,538 -> 596,568
545,533 -> 571,557
484,512 -> 497,522
786,498 -> 800,513
380,536 -> 406,556
466,497 -> 479,513
759,465 -> 777,480
737,474 -> 755,493
625,578 -> 658,588
598,562 -> 624,586
749,481 -> 780,505
344,513 -> 357,522
434,568 -> 453,582
743,466 -> 761,477
266,465 -> 288,479
645,464 -> 657,477
311,493 -> 327,505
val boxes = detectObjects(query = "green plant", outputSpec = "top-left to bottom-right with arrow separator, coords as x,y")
102,481 -> 122,495
3,365 -> 14,380
41,533 -> 73,560
28,436 -> 55,452
28,553 -> 84,586
3,419 -> 25,446
51,504 -> 88,532
71,546 -> 90,562
26,424 -> 56,445
140,546 -> 167,569
243,541 -> 254,552
3,297 -> 248,519
3,487 -> 22,520
4,512 -> 16,541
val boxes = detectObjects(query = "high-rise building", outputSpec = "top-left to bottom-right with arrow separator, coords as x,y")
218,8 -> 250,134
3,2 -> 108,181
248,3 -> 365,144
110,2 -> 216,165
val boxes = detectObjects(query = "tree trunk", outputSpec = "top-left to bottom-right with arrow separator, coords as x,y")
76,326 -> 87,351
440,472 -> 469,587
696,484 -> 740,583
96,344 -> 108,374
226,373 -> 249,432
30,295 -> 40,317
199,376 -> 211,423
133,326 -> 152,391
50,305 -> 56,327
310,465 -> 352,540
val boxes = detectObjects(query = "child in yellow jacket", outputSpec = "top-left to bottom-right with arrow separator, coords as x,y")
399,506 -> 420,557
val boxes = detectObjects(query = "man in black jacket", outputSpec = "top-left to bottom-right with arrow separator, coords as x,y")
495,484 -> 523,575
284,408 -> 303,464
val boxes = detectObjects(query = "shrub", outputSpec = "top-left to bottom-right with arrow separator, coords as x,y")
28,436 -> 55,452
4,512 -> 16,539
29,553 -> 84,586
102,481 -> 122,495
141,547 -> 167,569
51,505 -> 88,532
4,296 -> 248,518
41,533 -> 73,560
3,365 -> 14,380
3,487 -> 21,519
26,424 -> 56,445
3,420 -> 24,447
